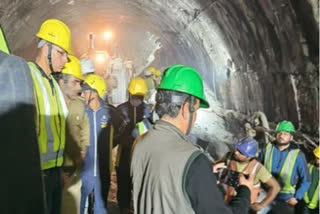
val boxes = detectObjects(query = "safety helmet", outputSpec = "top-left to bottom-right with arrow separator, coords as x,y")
235,137 -> 258,157
62,55 -> 84,80
144,69 -> 153,76
148,66 -> 156,74
313,146 -> 319,158
157,64 -> 209,108
36,19 -> 72,54
128,77 -> 147,96
83,74 -> 107,98
80,58 -> 95,75
154,69 -> 161,77
276,120 -> 295,133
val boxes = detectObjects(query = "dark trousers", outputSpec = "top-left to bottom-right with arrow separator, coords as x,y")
267,200 -> 295,214
296,200 -> 319,214
116,163 -> 132,210
43,167 -> 62,214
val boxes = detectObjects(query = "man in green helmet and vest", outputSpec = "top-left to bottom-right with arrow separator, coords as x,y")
259,120 -> 310,214
28,19 -> 72,214
0,25 -> 46,213
298,145 -> 319,214
131,64 -> 254,214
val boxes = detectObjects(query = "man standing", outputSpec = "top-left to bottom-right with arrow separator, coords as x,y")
28,19 -> 72,214
259,120 -> 310,214
0,26 -> 46,214
54,55 -> 89,214
116,77 -> 151,214
81,74 -> 114,214
214,137 -> 280,213
131,64 -> 253,214
300,146 -> 319,214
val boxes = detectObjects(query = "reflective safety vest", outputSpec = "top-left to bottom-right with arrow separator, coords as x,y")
264,143 -> 300,194
224,159 -> 262,203
304,164 -> 319,209
132,118 -> 153,139
0,26 -> 10,54
28,62 -> 68,170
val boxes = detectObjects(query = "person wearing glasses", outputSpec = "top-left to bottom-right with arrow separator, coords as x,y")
28,19 -> 72,214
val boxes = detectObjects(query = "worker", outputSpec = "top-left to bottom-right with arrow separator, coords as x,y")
53,55 -> 89,214
259,120 -> 310,214
80,74 -> 114,214
213,137 -> 280,213
28,18 -> 72,214
0,25 -> 46,213
131,64 -> 254,214
300,146 -> 319,214
143,66 -> 157,100
115,77 -> 151,214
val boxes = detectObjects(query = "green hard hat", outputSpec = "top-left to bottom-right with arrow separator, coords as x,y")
276,120 -> 295,133
157,64 -> 209,108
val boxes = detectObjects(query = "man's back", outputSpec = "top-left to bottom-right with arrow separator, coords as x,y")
0,51 -> 46,214
131,120 -> 200,214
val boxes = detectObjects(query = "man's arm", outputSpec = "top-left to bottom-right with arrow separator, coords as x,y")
293,153 -> 311,200
251,177 -> 280,211
186,154 -> 251,214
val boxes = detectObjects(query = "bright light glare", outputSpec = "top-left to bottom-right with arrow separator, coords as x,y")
103,31 -> 113,40
96,53 -> 106,63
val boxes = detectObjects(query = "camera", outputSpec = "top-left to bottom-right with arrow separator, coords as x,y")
216,168 -> 240,187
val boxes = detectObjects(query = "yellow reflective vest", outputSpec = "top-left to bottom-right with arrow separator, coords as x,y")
28,62 -> 68,170
0,26 -> 10,54
264,143 -> 300,194
304,164 -> 319,209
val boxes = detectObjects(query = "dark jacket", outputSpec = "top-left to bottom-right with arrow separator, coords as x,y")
0,51 -> 46,214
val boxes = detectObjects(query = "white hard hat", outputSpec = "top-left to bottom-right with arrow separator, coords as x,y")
144,69 -> 152,76
80,58 -> 95,75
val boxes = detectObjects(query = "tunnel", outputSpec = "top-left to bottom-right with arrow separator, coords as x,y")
2,0 -> 318,157
0,0 -> 319,212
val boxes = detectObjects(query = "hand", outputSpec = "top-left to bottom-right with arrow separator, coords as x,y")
286,197 -> 298,206
61,172 -> 72,188
239,172 -> 254,191
80,151 -> 86,160
212,162 -> 227,173
250,202 -> 264,211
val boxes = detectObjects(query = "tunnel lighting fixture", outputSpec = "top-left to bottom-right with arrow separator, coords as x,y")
103,31 -> 113,40
94,51 -> 109,64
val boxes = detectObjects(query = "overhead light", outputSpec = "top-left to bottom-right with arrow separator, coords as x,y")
96,53 -> 106,63
103,31 -> 113,40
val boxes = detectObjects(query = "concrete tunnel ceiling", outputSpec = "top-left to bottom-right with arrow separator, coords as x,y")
0,0 -> 318,158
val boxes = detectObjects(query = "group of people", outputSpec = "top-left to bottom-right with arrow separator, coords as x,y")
0,18 -> 318,214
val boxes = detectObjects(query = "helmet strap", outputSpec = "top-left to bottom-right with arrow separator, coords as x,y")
47,43 -> 55,74
186,96 -> 195,135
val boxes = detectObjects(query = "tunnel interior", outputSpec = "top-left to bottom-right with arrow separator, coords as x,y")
0,0 -> 318,158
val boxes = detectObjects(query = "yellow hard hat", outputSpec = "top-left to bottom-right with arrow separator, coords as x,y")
148,66 -> 156,74
36,19 -> 73,54
154,69 -> 161,77
84,74 -> 107,98
62,55 -> 84,80
313,146 -> 319,158
128,77 -> 147,96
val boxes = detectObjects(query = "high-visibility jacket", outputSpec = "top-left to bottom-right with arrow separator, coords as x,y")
28,62 -> 68,170
0,26 -> 9,54
264,143 -> 300,195
304,164 -> 319,209
132,118 -> 153,139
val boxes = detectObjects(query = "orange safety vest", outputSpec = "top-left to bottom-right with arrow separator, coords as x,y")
224,159 -> 262,204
